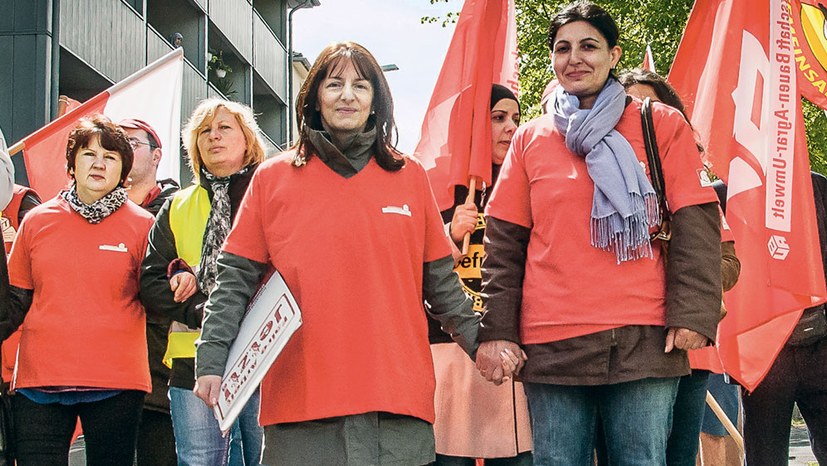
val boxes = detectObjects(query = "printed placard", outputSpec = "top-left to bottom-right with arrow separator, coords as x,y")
213,271 -> 301,431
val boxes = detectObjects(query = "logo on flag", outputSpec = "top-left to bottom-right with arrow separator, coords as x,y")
670,0 -> 827,390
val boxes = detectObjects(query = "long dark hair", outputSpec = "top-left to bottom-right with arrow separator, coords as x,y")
619,68 -> 705,153
618,68 -> 689,120
295,41 -> 404,172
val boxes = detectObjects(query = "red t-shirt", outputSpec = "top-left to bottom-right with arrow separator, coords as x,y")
7,197 -> 153,391
223,154 -> 452,426
486,99 -> 719,345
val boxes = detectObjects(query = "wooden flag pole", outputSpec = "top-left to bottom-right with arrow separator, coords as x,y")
705,390 -> 744,453
8,141 -> 24,157
461,176 -> 477,255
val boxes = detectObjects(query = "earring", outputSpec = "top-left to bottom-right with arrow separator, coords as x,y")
370,110 -> 375,115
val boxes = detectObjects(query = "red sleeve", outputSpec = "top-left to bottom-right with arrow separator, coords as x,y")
416,158 -> 453,262
7,215 -> 33,289
654,104 -> 719,212
223,168 -> 270,264
485,129 -> 533,228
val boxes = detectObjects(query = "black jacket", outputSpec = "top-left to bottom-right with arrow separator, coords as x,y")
140,166 -> 256,390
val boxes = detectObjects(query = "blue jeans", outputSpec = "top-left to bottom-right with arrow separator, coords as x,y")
228,388 -> 264,466
170,386 -> 230,466
701,373 -> 739,436
666,371 -> 709,466
525,377 -> 679,466
170,387 -> 264,466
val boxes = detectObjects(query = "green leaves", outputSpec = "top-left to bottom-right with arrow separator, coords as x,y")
422,0 -> 827,173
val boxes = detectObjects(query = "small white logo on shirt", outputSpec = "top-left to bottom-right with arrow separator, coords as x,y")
99,243 -> 128,253
381,204 -> 412,217
698,169 -> 714,187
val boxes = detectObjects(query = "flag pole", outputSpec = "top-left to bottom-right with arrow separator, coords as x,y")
705,390 -> 744,453
8,142 -> 24,157
461,176 -> 478,255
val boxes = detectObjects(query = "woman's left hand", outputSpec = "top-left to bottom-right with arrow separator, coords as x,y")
170,272 -> 197,303
665,327 -> 708,352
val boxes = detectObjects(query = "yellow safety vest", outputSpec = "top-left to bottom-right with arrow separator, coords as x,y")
163,185 -> 211,367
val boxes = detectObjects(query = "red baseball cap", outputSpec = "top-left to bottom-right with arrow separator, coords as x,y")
119,118 -> 162,150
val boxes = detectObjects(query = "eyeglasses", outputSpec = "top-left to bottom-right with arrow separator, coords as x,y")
128,138 -> 153,150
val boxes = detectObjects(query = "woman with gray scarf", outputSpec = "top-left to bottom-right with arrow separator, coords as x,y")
140,99 -> 265,466
475,1 -> 722,464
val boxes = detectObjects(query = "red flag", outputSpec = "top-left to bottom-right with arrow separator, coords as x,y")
414,0 -> 518,210
670,0 -> 827,391
18,48 -> 184,199
642,44 -> 656,72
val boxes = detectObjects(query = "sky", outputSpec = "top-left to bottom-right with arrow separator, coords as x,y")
293,0 -> 459,154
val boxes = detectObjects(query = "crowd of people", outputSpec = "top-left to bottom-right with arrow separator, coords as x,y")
0,1 -> 825,465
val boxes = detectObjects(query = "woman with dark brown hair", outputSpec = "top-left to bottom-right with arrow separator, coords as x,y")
0,115 -> 155,466
475,1 -> 722,463
194,41 -> 479,465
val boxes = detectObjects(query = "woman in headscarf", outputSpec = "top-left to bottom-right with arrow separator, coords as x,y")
429,84 -> 532,466
1,115 -> 155,465
194,41 -> 480,466
475,1 -> 723,463
140,99 -> 265,466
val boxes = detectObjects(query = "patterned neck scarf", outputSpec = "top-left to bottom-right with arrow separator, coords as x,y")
552,78 -> 660,263
196,166 -> 250,294
60,185 -> 128,224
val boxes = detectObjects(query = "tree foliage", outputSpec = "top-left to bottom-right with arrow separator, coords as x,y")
424,0 -> 827,173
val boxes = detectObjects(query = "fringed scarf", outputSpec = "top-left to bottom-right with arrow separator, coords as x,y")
196,165 -> 252,294
552,78 -> 660,263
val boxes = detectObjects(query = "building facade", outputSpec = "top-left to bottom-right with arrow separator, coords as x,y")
0,0 -> 312,185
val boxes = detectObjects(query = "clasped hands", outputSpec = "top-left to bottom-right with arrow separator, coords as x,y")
475,340 -> 527,385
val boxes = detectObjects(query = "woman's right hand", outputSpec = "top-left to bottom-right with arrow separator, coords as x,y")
194,375 -> 222,408
450,202 -> 479,243
170,272 -> 197,303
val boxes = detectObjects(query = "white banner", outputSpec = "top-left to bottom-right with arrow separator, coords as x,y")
213,271 -> 302,431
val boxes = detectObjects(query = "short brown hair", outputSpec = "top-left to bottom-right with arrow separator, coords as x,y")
182,98 -> 266,181
295,41 -> 403,172
66,114 -> 134,186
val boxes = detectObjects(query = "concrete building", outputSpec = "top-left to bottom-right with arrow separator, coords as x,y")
0,0 -> 319,185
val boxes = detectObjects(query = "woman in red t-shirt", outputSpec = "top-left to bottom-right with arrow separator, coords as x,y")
1,115 -> 154,466
475,2 -> 722,464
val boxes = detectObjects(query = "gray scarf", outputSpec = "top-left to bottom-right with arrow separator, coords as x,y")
196,166 -> 250,294
552,78 -> 659,263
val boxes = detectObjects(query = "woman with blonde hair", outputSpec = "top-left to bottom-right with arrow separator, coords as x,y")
140,98 -> 265,465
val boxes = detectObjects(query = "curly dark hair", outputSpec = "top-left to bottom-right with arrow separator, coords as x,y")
66,114 -> 134,186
